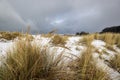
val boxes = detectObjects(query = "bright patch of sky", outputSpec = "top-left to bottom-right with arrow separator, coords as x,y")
48,7 -> 100,27
50,18 -> 65,25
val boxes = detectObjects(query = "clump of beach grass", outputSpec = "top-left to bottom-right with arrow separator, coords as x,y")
98,33 -> 116,45
51,34 -> 68,45
108,53 -> 120,73
94,33 -> 120,46
41,33 -> 54,38
0,31 -> 22,40
80,34 -> 94,46
68,47 -> 109,80
80,33 -> 120,48
0,40 -> 65,80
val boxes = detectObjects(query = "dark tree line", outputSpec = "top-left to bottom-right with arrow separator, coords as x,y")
76,31 -> 89,35
75,26 -> 120,35
100,26 -> 120,33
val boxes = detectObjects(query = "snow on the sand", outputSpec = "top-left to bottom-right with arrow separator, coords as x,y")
0,41 -> 13,56
33,36 -> 86,62
92,40 -> 120,80
0,36 -> 120,80
33,36 -> 85,58
92,40 -> 116,60
33,37 -> 120,80
65,37 -> 85,57
33,35 -> 51,47
93,53 -> 120,80
0,41 -> 13,65
91,40 -> 106,51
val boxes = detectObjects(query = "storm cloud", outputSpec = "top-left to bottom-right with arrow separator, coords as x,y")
0,0 -> 120,33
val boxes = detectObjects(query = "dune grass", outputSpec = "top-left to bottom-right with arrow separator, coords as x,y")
108,53 -> 120,73
0,31 -> 22,40
41,33 -> 54,38
0,31 -> 34,41
0,40 -> 66,80
69,47 -> 109,80
98,33 -> 114,45
94,33 -> 120,46
0,36 -> 109,80
115,34 -> 120,48
80,34 -> 94,46
80,33 -> 120,48
51,34 -> 68,45
21,34 -> 34,41
0,32 -> 120,80
105,44 -> 116,52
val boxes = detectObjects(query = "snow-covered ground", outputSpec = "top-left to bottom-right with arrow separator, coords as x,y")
92,40 -> 120,80
0,35 -> 120,80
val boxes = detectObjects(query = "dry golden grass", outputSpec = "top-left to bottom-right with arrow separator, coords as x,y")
105,44 -> 116,52
0,40 -> 66,80
0,31 -> 22,40
115,34 -> 120,48
51,34 -> 68,45
41,33 -> 54,38
108,53 -> 120,73
0,31 -> 34,41
80,33 -> 120,48
80,34 -> 94,46
94,33 -> 120,46
68,47 -> 109,80
0,32 -> 120,80
98,33 -> 116,45
20,34 -> 34,41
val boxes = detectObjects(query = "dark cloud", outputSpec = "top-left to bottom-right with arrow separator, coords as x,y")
0,0 -> 120,33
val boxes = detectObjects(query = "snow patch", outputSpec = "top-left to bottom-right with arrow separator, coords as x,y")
92,40 -> 106,48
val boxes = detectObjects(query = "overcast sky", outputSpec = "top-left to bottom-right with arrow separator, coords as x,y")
0,0 -> 120,33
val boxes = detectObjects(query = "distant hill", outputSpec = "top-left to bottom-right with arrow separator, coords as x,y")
101,26 -> 120,33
